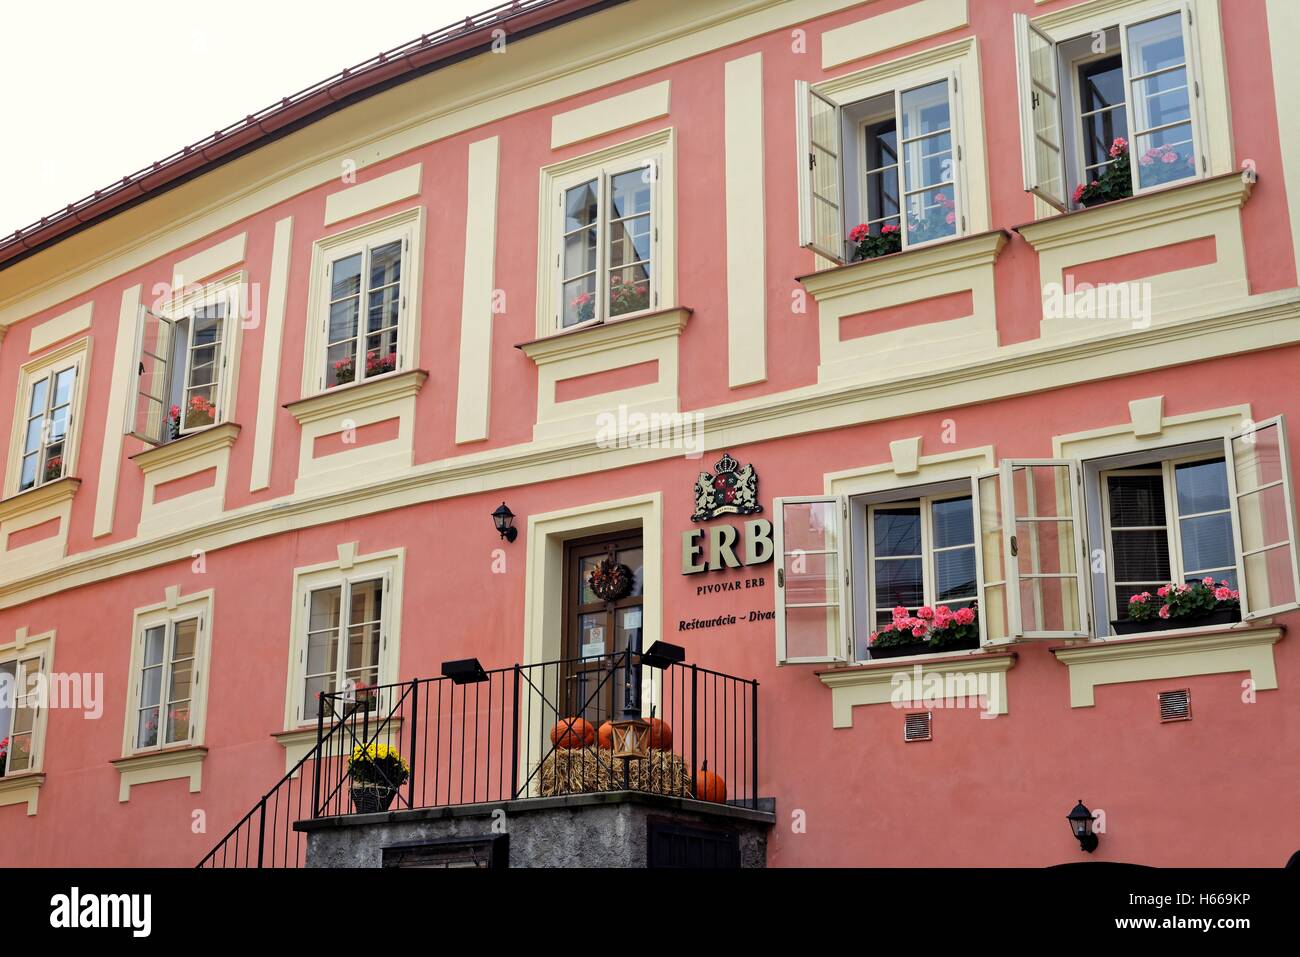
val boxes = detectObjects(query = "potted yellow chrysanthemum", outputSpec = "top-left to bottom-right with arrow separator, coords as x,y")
348,743 -> 409,814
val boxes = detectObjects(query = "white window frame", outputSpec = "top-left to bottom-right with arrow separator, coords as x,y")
539,131 -> 672,335
302,207 -> 423,397
795,43 -> 977,261
285,548 -> 404,728
6,338 -> 90,497
1015,1 -> 1211,209
122,590 -> 213,756
1099,454 -> 1237,621
864,492 -> 978,629
0,632 -> 54,776
126,274 -> 243,445
773,495 -> 850,665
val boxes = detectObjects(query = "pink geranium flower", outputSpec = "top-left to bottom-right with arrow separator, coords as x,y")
1158,606 -> 1171,619
917,606 -> 934,620
849,223 -> 871,243
954,607 -> 975,626
911,625 -> 927,638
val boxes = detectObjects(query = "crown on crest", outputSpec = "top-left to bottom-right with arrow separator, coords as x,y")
714,452 -> 740,475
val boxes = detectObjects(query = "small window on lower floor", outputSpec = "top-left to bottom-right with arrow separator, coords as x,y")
0,649 -> 48,775
127,606 -> 209,753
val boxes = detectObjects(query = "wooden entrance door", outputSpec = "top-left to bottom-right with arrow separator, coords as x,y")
561,531 -> 645,725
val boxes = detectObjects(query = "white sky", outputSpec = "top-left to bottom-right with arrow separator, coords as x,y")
0,0 -> 488,237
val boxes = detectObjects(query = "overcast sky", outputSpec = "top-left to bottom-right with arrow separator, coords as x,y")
0,0 -> 488,237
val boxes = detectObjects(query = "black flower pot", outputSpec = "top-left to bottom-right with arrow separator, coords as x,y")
350,783 -> 397,814
869,641 -> 932,659
1111,605 -> 1241,636
927,632 -> 981,654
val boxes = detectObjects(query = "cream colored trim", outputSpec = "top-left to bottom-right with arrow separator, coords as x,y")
28,302 -> 92,354
522,492 -> 662,667
0,479 -> 79,581
1052,399 -> 1250,458
535,127 -> 676,338
132,424 -> 239,539
250,217 -> 294,492
519,307 -> 688,442
282,547 -> 405,730
821,0 -> 969,69
817,653 -> 1015,728
5,336 -> 93,498
2,293 -> 1298,608
1032,0 -> 1231,178
724,53 -> 767,388
1267,0 -> 1300,281
1052,626 -> 1282,707
323,163 -> 422,226
120,588 -> 215,758
825,443 -> 995,496
802,230 -> 1007,386
0,0 -> 882,329
301,207 -> 424,397
284,370 -> 427,497
172,233 -> 246,291
0,773 -> 45,815
112,747 -> 206,802
1019,172 -> 1253,337
92,285 -> 141,538
454,138 -> 500,445
550,81 -> 671,149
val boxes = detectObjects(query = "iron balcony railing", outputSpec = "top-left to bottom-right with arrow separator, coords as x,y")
198,650 -> 758,867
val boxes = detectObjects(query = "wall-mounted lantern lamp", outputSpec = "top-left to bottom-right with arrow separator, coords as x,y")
491,502 -> 517,543
1067,799 -> 1099,853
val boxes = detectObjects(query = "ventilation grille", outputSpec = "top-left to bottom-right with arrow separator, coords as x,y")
1159,689 -> 1192,722
904,711 -> 932,742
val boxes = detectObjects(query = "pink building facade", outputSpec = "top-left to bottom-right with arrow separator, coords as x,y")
1,0 -> 1299,866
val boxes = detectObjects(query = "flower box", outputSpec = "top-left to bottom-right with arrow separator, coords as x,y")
867,604 -> 980,659
869,641 -> 932,660
1111,606 -> 1241,636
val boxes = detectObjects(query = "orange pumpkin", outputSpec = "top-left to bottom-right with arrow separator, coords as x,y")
597,720 -> 615,750
550,716 -> 595,750
694,760 -> 727,802
648,717 -> 673,751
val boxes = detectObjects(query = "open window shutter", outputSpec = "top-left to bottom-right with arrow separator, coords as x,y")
774,496 -> 848,664
127,305 -> 173,444
1000,459 -> 1091,639
971,471 -> 1013,646
1013,14 -> 1069,211
801,86 -> 845,262
1179,0 -> 1207,175
1226,416 -> 1300,619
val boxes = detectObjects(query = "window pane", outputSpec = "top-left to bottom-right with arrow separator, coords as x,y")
48,406 -> 69,441
1179,513 -> 1234,573
192,306 -> 223,346
931,497 -> 974,548
1108,473 -> 1166,526
785,604 -> 842,660
1133,67 -> 1190,129
309,587 -> 342,632
366,285 -> 400,335
864,118 -> 897,171
563,226 -> 597,280
1112,528 -> 1171,582
904,190 -> 957,243
328,298 -> 359,344
609,169 -> 651,220
28,377 -> 49,417
935,546 -> 977,601
137,707 -> 160,749
865,169 -> 900,227
562,274 -> 597,327
143,625 -> 166,668
19,453 -> 38,491
900,80 -> 951,139
305,631 -> 338,682
327,341 -> 357,387
1080,56 -> 1125,113
608,264 -> 651,318
1175,459 -> 1229,514
349,579 -> 384,626
1127,13 -> 1186,76
24,417 -> 44,455
616,547 -> 644,598
330,253 -> 363,300
172,618 -> 197,660
875,556 -> 923,609
1082,109 -> 1129,172
787,551 -> 839,604
873,507 -> 920,556
368,241 -> 403,290
564,180 -> 598,231
53,367 -> 76,407
608,216 -> 651,267
168,659 -> 193,712
188,348 -> 218,387
782,501 -> 839,553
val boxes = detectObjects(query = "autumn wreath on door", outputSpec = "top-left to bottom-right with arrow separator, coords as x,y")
587,557 -> 634,602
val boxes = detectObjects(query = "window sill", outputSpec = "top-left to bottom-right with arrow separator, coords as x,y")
1013,170 -> 1254,252
0,771 -> 45,816
815,650 -> 1017,728
0,476 -> 80,523
797,231 -> 1008,386
284,369 -> 428,426
111,745 -> 207,802
515,307 -> 690,442
1050,622 -> 1283,708
129,422 -> 241,475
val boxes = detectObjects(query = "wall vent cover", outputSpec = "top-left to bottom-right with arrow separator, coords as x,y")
1159,689 -> 1192,722
904,711 -> 932,742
